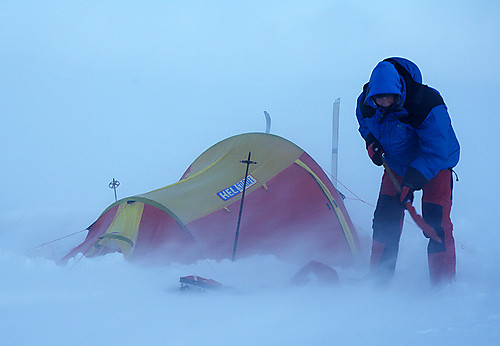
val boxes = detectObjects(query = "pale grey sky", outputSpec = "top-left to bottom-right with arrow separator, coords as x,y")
1,1 -> 498,246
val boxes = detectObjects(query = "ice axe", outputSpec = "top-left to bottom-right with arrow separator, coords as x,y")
380,156 -> 442,243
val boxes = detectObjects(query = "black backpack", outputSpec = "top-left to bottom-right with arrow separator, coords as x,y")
360,58 -> 445,128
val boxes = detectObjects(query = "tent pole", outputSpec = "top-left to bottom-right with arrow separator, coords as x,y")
331,98 -> 340,188
232,151 -> 257,261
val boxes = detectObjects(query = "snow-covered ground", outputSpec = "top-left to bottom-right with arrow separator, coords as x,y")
2,225 -> 499,345
1,2 -> 499,345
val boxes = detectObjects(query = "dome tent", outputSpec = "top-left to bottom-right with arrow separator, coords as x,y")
62,133 -> 360,266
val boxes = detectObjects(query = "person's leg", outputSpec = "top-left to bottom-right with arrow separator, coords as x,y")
370,171 -> 405,280
422,170 -> 456,284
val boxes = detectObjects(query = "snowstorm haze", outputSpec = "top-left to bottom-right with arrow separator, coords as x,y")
1,1 -> 499,345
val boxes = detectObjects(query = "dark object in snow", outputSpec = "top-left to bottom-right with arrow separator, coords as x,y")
290,260 -> 339,286
180,275 -> 223,291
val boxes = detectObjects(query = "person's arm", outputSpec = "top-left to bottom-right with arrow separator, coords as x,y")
356,93 -> 370,141
403,104 -> 452,188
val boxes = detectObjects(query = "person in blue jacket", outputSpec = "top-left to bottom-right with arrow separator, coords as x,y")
356,57 -> 460,284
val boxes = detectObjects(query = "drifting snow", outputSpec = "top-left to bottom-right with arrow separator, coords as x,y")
2,224 -> 499,346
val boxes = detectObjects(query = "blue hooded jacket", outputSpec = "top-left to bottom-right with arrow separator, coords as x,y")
356,58 -> 460,186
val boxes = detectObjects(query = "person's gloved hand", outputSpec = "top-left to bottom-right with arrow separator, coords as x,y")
400,167 -> 429,205
366,134 -> 384,166
367,142 -> 384,166
400,185 -> 414,204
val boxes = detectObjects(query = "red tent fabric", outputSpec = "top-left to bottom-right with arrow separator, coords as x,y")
62,133 -> 360,266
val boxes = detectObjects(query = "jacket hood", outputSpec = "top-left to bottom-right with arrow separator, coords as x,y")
366,61 -> 404,100
388,57 -> 422,84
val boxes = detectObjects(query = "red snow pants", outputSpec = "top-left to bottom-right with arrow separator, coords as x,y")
370,169 -> 455,284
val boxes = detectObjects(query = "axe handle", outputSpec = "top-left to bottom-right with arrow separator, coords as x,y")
380,156 -> 442,243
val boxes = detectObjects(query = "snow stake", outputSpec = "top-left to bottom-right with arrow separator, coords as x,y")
109,178 -> 120,202
231,151 -> 257,261
264,111 -> 271,134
